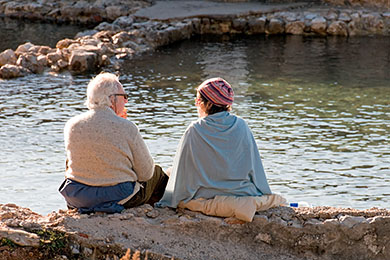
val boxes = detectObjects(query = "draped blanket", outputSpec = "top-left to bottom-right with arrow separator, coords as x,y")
179,194 -> 287,222
158,111 -> 272,208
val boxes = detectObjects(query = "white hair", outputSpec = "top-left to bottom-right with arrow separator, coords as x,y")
85,73 -> 121,109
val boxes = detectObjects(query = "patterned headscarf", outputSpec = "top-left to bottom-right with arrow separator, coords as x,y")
198,78 -> 234,106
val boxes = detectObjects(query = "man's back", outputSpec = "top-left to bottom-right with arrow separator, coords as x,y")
64,107 -> 154,186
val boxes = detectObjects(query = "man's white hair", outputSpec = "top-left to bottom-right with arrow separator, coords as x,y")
85,73 -> 121,109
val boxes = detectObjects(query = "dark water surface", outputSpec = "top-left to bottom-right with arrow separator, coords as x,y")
0,31 -> 389,214
0,17 -> 89,52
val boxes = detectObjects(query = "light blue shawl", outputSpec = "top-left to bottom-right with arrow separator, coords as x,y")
158,111 -> 272,208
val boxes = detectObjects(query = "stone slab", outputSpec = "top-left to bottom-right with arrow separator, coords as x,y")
134,0 -> 309,20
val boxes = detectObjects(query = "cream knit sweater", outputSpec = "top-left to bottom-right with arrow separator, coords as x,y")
64,107 -> 154,186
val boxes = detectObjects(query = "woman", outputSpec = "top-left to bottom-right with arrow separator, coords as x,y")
158,78 -> 284,221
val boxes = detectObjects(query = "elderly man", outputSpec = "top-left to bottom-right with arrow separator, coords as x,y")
59,72 -> 168,213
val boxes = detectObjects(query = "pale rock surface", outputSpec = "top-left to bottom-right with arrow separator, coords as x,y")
94,22 -> 121,32
247,17 -> 266,34
68,50 -> 98,73
0,227 -> 40,247
15,42 -> 34,54
0,49 -> 17,66
286,21 -> 305,34
113,15 -> 134,29
232,18 -> 247,31
16,53 -> 43,74
0,64 -> 30,79
46,51 -> 62,66
311,16 -> 328,35
56,38 -> 78,49
327,20 -> 348,36
266,18 -> 285,34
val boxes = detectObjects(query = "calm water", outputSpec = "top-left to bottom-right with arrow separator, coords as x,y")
0,32 -> 389,215
0,17 -> 90,52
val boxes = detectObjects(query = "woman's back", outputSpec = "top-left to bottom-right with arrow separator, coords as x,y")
158,77 -> 272,209
159,111 -> 271,208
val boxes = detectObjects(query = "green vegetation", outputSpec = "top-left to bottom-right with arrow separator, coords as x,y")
33,229 -> 70,257
0,237 -> 17,248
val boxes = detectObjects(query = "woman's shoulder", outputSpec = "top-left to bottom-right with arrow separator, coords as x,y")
229,113 -> 247,125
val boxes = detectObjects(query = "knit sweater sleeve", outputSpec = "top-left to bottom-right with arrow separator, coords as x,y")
127,125 -> 155,182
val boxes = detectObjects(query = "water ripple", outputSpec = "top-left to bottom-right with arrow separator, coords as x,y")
1,35 -> 390,214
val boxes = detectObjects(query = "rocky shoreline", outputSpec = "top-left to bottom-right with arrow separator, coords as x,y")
1,203 -> 390,259
0,0 -> 153,24
1,0 -> 390,79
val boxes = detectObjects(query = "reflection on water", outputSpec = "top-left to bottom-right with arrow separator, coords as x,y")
0,17 -> 89,52
0,35 -> 389,215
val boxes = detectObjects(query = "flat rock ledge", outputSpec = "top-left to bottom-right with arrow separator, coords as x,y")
0,0 -> 153,24
1,203 -> 390,260
1,1 -> 390,80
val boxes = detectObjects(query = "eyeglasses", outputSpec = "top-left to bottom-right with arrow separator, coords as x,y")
111,94 -> 128,100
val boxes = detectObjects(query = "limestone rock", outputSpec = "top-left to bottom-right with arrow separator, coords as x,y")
76,45 -> 103,56
38,46 -> 53,55
80,37 -> 101,47
69,51 -> 98,73
325,10 -> 338,21
362,13 -> 384,34
97,42 -> 116,56
0,49 -> 17,66
37,54 -> 48,67
311,17 -> 327,35
76,30 -> 99,40
327,21 -> 348,36
56,39 -> 78,49
285,12 -> 300,22
189,18 -> 201,34
266,18 -> 285,34
0,64 -> 30,79
95,22 -> 121,32
114,47 -> 135,59
28,45 -> 41,54
232,18 -> 247,32
175,21 -> 193,39
219,22 -> 231,34
57,59 -> 69,70
247,17 -> 266,34
4,2 -> 23,16
121,41 -> 141,52
164,26 -> 183,43
304,12 -> 317,21
106,5 -> 127,21
339,215 -> 367,228
339,12 -> 352,22
112,31 -> 138,46
94,30 -> 117,42
286,21 -> 305,35
348,13 -> 363,36
47,52 -> 62,66
60,1 -> 89,18
15,42 -> 34,54
0,227 -> 40,247
255,232 -> 272,244
16,53 -> 43,74
113,15 -> 134,29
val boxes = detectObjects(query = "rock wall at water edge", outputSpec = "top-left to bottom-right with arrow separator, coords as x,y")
0,0 -> 152,24
1,203 -> 390,260
1,6 -> 390,79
